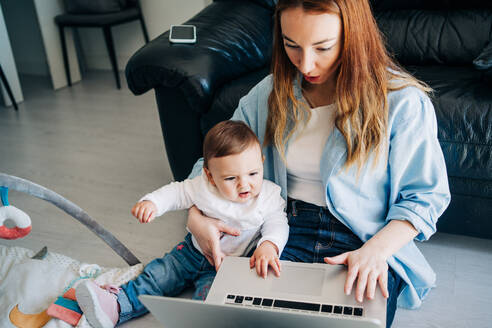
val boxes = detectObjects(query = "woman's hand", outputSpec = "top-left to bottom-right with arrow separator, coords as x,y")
250,241 -> 281,279
324,244 -> 389,303
187,205 -> 240,271
324,220 -> 418,302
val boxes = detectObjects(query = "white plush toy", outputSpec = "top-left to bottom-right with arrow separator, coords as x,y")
0,245 -> 143,328
0,187 -> 32,239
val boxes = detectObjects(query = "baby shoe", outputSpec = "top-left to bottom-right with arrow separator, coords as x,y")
76,281 -> 120,328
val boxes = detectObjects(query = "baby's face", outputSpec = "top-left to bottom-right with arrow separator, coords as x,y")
205,143 -> 264,203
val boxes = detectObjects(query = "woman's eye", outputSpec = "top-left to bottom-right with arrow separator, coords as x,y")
317,47 -> 332,52
224,177 -> 235,181
285,43 -> 299,49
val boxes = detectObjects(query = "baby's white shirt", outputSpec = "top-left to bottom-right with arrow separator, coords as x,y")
140,170 -> 289,257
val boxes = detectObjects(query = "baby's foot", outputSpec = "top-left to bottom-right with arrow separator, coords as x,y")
76,281 -> 119,328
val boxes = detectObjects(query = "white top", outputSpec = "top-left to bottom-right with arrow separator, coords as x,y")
141,170 -> 289,256
286,104 -> 336,206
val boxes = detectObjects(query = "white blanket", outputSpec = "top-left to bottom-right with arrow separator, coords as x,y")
0,245 -> 143,328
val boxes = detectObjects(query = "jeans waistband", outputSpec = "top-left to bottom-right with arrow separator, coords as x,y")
286,198 -> 359,243
287,198 -> 328,216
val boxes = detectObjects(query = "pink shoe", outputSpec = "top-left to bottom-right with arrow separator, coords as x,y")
76,281 -> 120,328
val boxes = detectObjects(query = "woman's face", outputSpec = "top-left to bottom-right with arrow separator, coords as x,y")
280,7 -> 343,86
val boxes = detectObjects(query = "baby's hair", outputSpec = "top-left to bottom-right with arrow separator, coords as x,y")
203,120 -> 260,169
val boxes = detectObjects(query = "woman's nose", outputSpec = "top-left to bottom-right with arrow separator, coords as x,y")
299,50 -> 315,74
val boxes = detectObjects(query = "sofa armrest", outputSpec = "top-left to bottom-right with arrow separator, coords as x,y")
125,1 -> 273,114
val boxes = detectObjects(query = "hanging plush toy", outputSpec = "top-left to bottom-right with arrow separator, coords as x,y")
0,186 -> 32,239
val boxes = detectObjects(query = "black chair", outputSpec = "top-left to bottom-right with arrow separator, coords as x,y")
0,64 -> 18,111
55,1 -> 149,89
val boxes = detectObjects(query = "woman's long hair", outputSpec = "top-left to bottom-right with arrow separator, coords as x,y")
265,0 -> 431,169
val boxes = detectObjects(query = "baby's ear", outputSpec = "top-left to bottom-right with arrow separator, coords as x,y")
262,154 -> 265,163
204,168 -> 216,186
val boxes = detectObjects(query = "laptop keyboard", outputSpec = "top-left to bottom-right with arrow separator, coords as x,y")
224,294 -> 363,317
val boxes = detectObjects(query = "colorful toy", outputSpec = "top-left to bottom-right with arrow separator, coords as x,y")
46,265 -> 101,326
47,288 -> 83,326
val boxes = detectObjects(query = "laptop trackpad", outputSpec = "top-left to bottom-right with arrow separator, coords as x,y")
270,266 -> 324,296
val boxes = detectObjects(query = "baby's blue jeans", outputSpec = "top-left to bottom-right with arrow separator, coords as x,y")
281,199 -> 404,328
117,233 -> 216,324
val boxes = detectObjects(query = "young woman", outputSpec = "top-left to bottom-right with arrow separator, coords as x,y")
186,1 -> 450,326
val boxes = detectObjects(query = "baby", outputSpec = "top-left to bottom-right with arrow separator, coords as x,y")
75,120 -> 289,328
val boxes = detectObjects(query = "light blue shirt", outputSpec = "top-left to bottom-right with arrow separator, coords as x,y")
190,75 -> 450,309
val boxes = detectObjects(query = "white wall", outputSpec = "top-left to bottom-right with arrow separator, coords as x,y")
78,0 -> 212,71
33,0 -> 81,89
2,0 -> 49,76
0,2 -> 23,106
2,0 -> 80,90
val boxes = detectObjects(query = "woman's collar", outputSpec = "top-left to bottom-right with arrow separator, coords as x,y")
293,73 -> 304,100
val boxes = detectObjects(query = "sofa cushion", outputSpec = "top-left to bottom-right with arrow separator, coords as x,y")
375,10 -> 492,66
437,190 -> 492,238
407,65 -> 492,181
473,41 -> 492,70
201,67 -> 270,135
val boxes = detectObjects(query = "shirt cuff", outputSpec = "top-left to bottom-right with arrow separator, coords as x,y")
386,204 -> 436,241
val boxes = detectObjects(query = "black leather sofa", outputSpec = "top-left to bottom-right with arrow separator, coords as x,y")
125,0 -> 492,239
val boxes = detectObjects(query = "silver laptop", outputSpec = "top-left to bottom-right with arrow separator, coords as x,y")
140,256 -> 386,328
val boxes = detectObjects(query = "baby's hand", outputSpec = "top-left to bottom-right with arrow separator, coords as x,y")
131,200 -> 157,223
249,241 -> 281,279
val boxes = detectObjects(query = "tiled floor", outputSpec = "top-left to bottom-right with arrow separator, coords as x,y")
1,72 -> 491,327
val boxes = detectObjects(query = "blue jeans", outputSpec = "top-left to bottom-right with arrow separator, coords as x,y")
280,199 -> 404,328
117,233 -> 216,324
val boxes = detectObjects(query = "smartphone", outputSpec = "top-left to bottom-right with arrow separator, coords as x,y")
169,25 -> 196,44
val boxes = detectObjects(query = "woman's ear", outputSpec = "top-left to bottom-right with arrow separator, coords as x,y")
203,167 -> 216,186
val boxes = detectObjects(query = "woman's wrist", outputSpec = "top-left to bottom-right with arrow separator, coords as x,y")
362,238 -> 392,261
364,219 -> 419,260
